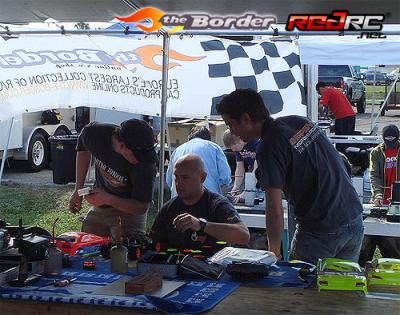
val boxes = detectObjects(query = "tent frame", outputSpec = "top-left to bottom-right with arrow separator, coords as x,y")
1,27 -> 400,208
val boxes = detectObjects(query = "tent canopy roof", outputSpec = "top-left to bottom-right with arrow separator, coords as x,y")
1,0 -> 399,24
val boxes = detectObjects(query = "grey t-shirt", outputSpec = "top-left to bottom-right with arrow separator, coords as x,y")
257,116 -> 363,233
77,122 -> 157,233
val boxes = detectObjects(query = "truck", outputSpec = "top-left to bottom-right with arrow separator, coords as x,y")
0,109 -> 75,172
318,65 -> 366,114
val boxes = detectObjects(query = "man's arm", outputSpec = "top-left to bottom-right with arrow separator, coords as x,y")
173,213 -> 250,245
85,188 -> 149,215
265,188 -> 284,259
231,161 -> 245,194
166,151 -> 176,189
69,150 -> 91,213
369,148 -> 384,204
204,221 -> 249,245
216,146 -> 232,187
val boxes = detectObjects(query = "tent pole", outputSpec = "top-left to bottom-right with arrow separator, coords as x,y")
306,64 -> 319,122
0,117 -> 14,185
158,31 -> 170,210
371,72 -> 400,129
370,66 -> 377,130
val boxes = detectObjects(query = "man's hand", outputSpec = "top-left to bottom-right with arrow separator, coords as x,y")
69,190 -> 82,214
269,245 -> 283,261
173,213 -> 201,233
373,198 -> 383,207
84,188 -> 111,208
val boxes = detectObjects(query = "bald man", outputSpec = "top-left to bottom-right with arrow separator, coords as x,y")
150,154 -> 250,249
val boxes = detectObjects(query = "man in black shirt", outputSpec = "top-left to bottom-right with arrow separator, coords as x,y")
217,89 -> 364,264
150,154 -> 249,249
69,119 -> 157,239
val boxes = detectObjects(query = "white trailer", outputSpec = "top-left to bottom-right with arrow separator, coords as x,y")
0,109 -> 75,172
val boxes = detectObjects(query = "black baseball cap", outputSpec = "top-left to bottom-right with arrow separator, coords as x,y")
118,119 -> 157,164
382,124 -> 399,149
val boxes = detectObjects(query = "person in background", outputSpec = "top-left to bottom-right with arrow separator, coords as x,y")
166,126 -> 231,198
359,124 -> 400,264
217,88 -> 364,264
223,129 -> 260,202
68,119 -> 157,239
316,81 -> 356,136
151,154 -> 250,249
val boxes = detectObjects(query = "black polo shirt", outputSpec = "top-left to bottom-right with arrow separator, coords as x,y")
257,115 -> 362,233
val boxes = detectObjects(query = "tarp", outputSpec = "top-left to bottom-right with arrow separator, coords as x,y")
1,0 -> 399,24
298,36 -> 400,65
0,35 -> 306,122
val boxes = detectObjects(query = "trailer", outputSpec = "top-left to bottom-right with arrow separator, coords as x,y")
0,109 -> 75,172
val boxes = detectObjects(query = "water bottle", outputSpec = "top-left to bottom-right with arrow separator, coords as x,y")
244,172 -> 256,206
363,169 -> 372,202
110,242 -> 128,273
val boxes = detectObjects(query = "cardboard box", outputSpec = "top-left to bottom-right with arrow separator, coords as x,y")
167,119 -> 228,148
125,273 -> 162,294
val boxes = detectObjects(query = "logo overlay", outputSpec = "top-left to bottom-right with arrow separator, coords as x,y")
0,47 -> 204,71
116,7 -> 276,33
286,10 -> 386,39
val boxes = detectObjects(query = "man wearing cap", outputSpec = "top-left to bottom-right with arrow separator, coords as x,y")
68,119 -> 157,238
360,125 -> 400,263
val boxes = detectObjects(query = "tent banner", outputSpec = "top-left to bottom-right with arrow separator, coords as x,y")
0,35 -> 306,121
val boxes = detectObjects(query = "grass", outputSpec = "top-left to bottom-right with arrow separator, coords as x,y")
365,83 -> 400,101
0,183 -> 160,235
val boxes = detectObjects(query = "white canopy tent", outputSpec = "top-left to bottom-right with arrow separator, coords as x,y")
0,29 -> 307,207
1,0 -> 398,24
0,1 -> 400,206
298,36 -> 400,66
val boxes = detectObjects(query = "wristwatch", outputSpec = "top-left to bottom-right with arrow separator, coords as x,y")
198,218 -> 208,233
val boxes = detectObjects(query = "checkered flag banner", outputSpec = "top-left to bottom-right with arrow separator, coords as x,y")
200,39 -> 306,117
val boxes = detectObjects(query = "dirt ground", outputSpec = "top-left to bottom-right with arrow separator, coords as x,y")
1,105 -> 399,187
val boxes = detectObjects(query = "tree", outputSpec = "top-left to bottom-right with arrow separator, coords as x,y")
74,22 -> 90,30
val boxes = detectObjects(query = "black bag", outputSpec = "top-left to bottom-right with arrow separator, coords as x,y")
179,255 -> 225,280
41,110 -> 62,125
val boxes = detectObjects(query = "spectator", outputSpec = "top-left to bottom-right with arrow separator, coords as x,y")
223,129 -> 260,201
166,126 -> 231,197
359,124 -> 400,264
316,82 -> 356,136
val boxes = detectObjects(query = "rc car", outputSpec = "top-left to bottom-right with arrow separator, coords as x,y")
317,258 -> 367,294
366,258 -> 400,293
55,231 -> 110,257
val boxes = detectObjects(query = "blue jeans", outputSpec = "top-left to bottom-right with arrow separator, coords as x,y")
289,214 -> 364,265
